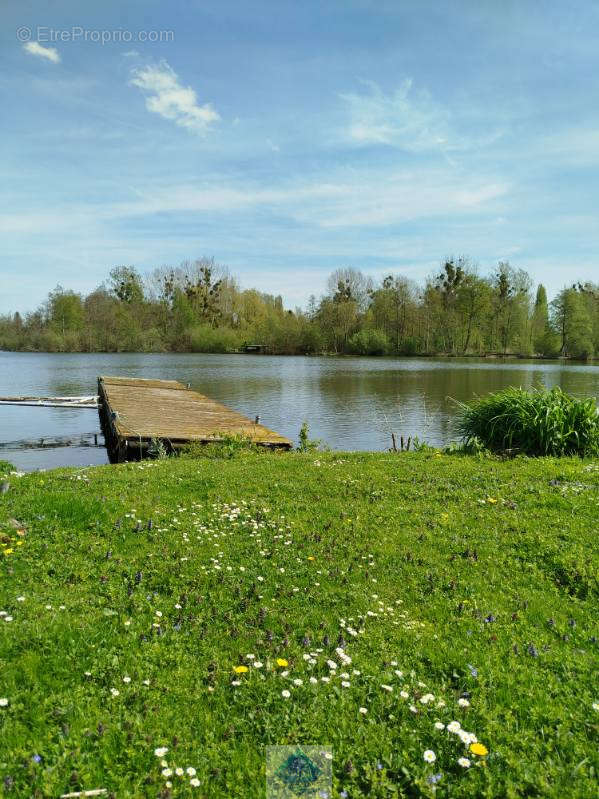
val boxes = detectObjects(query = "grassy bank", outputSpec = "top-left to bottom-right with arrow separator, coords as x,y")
0,452 -> 597,798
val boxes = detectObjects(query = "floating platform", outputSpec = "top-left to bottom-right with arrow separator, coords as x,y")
97,376 -> 292,463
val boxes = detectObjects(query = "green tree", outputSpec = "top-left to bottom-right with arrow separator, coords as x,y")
551,287 -> 594,359
109,266 -> 144,305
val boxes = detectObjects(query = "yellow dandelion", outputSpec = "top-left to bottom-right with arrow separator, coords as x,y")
233,665 -> 249,674
3,549 -> 13,556
470,743 -> 489,756
307,556 -> 315,561
486,497 -> 498,504
276,658 -> 288,667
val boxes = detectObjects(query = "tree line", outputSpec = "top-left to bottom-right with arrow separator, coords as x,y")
1,257 -> 598,359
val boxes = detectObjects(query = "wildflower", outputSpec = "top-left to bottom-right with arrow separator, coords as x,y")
427,773 -> 442,785
253,661 -> 263,669
423,750 -> 436,763
593,702 -> 599,711
162,767 -> 173,777
155,747 -> 169,757
280,670 -> 289,677
293,678 -> 303,686
447,721 -> 461,733
123,676 -> 131,683
231,680 -> 241,686
0,698 -> 8,707
310,677 -> 318,684
470,743 -> 489,756
341,681 -> 351,688
409,705 -> 418,713
434,722 -> 445,730
381,684 -> 393,692
245,654 -> 255,660
400,690 -> 409,699
190,777 -> 201,787
276,658 -> 288,667
321,676 -> 330,683
175,767 -> 184,776
143,679 -> 150,686
155,610 -> 162,617
186,767 -> 196,776
458,697 -> 470,707
16,596 -> 25,602
457,757 -> 471,768
467,664 -> 478,678
394,670 -> 403,677
110,688 -> 120,697
420,693 -> 435,704
281,689 -> 291,698
124,620 -> 131,626
233,665 -> 249,674
359,707 -> 368,714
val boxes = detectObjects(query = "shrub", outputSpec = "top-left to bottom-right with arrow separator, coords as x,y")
348,328 -> 389,355
455,386 -> 599,456
189,325 -> 241,353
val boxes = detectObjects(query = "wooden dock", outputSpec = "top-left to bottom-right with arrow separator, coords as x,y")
98,376 -> 292,462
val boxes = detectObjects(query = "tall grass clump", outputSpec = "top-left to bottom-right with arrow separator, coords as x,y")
456,386 -> 599,456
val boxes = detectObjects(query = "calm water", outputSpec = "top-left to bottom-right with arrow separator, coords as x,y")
1,351 -> 598,471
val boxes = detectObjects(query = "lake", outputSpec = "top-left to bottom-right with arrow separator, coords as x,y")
1,351 -> 598,471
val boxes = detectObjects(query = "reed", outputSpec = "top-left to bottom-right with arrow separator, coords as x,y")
455,386 -> 599,456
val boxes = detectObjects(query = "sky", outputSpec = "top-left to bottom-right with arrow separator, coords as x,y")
1,0 -> 598,313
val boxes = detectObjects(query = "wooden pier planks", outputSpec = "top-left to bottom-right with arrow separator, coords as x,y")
98,376 -> 292,461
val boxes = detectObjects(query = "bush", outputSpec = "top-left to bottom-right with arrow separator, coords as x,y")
456,386 -> 599,456
189,325 -> 241,353
348,328 -> 389,355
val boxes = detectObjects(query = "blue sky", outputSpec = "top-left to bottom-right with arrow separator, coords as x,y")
1,0 -> 598,313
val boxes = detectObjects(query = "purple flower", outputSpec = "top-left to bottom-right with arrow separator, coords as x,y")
467,663 -> 478,678
32,754 -> 42,763
427,773 -> 442,785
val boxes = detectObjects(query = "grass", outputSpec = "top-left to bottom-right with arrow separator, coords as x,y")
0,451 -> 597,798
455,387 -> 599,457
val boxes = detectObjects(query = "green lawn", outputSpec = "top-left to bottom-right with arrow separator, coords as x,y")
0,452 -> 597,798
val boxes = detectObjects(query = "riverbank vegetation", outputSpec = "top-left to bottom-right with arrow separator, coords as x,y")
456,387 -> 599,457
0,452 -> 597,797
1,257 -> 598,359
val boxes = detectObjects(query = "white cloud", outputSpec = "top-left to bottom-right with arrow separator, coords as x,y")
340,79 -> 465,153
0,166 -> 508,236
23,41 -> 61,64
129,60 -> 220,134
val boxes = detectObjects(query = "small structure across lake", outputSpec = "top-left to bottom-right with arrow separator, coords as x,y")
98,376 -> 292,463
